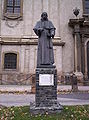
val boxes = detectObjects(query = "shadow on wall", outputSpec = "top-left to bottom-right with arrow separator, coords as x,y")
0,73 -> 35,85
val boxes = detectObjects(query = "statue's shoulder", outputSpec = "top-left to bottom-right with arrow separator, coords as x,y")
48,20 -> 53,25
36,20 -> 41,24
48,20 -> 52,22
48,20 -> 55,29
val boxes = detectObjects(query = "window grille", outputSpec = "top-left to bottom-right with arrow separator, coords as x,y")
7,0 -> 21,14
4,0 -> 23,19
4,53 -> 17,69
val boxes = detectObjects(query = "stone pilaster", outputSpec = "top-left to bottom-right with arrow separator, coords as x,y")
0,46 -> 1,84
74,24 -> 81,72
69,18 -> 84,73
69,18 -> 84,84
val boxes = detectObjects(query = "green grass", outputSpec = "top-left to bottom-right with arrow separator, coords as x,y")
0,105 -> 89,120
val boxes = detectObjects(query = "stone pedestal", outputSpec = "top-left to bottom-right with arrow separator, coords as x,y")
30,67 -> 63,115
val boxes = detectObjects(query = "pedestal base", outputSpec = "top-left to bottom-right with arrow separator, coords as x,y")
30,67 -> 63,114
30,101 -> 63,115
35,67 -> 57,107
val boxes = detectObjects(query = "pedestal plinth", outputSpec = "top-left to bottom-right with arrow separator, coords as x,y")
30,67 -> 63,115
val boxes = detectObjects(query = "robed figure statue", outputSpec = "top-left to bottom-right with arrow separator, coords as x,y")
33,12 -> 56,67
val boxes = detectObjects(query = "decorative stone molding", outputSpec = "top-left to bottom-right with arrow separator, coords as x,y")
5,18 -> 20,28
0,36 -> 65,46
69,18 -> 84,27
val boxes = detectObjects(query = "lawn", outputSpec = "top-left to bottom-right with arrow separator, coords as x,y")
0,105 -> 89,120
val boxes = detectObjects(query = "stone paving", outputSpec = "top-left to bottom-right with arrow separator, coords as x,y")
0,85 -> 89,92
0,93 -> 89,107
0,85 -> 31,92
0,85 -> 89,107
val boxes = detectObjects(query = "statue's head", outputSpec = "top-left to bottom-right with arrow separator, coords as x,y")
41,12 -> 48,21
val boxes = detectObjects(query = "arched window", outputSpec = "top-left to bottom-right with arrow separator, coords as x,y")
4,53 -> 17,69
4,0 -> 23,19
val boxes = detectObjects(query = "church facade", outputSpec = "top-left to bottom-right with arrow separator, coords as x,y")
0,0 -> 89,85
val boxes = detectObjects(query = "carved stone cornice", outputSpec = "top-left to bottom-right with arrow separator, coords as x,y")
0,36 -> 65,46
69,18 -> 89,36
69,18 -> 85,27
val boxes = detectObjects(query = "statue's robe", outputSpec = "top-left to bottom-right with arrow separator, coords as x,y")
33,19 -> 55,67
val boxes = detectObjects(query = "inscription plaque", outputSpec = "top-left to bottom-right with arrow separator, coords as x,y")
39,74 -> 54,86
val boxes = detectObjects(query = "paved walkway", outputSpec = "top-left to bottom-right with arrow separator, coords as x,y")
0,85 -> 89,107
0,85 -> 32,92
0,85 -> 89,92
0,93 -> 89,107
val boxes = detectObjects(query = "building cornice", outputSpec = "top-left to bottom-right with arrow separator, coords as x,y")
69,18 -> 85,27
0,36 -> 65,46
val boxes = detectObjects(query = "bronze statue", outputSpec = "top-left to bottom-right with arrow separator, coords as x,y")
33,12 -> 56,67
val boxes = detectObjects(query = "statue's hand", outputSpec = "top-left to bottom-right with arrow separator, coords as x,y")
51,34 -> 54,38
38,28 -> 44,32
